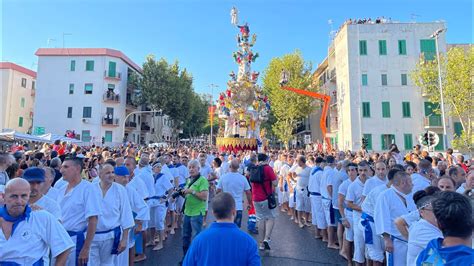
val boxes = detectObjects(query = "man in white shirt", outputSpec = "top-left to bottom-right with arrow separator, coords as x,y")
278,154 -> 290,213
41,166 -> 60,201
374,171 -> 416,266
346,161 -> 369,265
58,156 -> 102,266
321,155 -> 338,249
456,170 -> 473,194
294,155 -> 312,228
90,164 -> 134,265
308,157 -> 326,240
216,159 -> 252,228
411,159 -> 434,193
0,178 -> 74,265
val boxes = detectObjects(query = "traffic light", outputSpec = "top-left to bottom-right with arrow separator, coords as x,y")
428,133 -> 436,147
102,137 -> 105,145
362,137 -> 368,149
423,132 -> 429,145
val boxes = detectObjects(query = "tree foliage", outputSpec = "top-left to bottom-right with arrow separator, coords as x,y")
262,51 -> 315,148
132,55 -> 208,140
411,47 -> 474,152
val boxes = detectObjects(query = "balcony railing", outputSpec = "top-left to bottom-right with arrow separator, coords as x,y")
104,70 -> 122,81
125,121 -> 137,128
424,116 -> 442,128
103,92 -> 120,103
102,116 -> 119,126
141,123 -> 151,131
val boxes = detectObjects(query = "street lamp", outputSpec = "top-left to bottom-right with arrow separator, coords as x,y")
430,28 -> 448,149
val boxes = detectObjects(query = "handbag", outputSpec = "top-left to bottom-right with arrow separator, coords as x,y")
259,166 -> 277,209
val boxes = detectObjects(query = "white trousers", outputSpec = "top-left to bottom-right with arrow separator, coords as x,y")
88,238 -> 115,266
114,240 -> 131,266
386,237 -> 408,266
295,188 -> 311,213
288,187 -> 296,208
149,204 -> 167,230
365,220 -> 385,262
310,195 -> 327,229
277,188 -> 289,204
345,210 -> 354,242
352,212 -> 366,263
322,198 -> 335,227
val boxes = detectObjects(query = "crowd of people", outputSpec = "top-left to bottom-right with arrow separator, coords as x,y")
0,140 -> 472,265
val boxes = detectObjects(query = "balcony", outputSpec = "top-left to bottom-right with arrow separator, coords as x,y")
126,99 -> 138,110
424,116 -> 443,128
103,92 -> 120,103
141,123 -> 151,131
125,121 -> 137,129
104,70 -> 121,81
329,68 -> 336,81
102,116 -> 119,126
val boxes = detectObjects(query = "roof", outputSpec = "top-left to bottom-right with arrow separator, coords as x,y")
0,62 -> 37,78
35,48 -> 142,73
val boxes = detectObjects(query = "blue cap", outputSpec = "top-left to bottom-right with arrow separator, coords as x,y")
114,166 -> 130,176
22,167 -> 45,182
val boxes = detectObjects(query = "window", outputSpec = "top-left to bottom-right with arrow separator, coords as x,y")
382,102 -> 391,118
70,60 -> 76,71
69,83 -> 74,94
404,134 -> 413,150
86,60 -> 95,71
398,40 -> 407,55
83,107 -> 92,118
20,97 -> 25,108
424,102 -> 442,126
105,131 -> 113,142
381,74 -> 388,86
32,81 -> 35,90
359,40 -> 367,55
420,39 -> 436,60
402,102 -> 411,117
108,61 -> 117,77
108,84 -> 115,90
18,117 -> 24,127
81,130 -> 91,142
379,40 -> 387,55
84,83 -> 93,94
362,102 -> 371,117
381,134 -> 395,150
401,74 -> 408,86
362,74 -> 368,86
435,135 -> 444,151
453,122 -> 463,137
67,107 -> 73,118
363,134 -> 373,150
21,78 -> 27,88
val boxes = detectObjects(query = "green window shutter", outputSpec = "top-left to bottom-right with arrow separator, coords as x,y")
363,134 -> 373,150
84,84 -> 93,94
70,60 -> 76,71
404,134 -> 413,150
379,40 -> 387,55
82,130 -> 91,142
381,74 -> 388,86
69,84 -> 74,94
398,40 -> 407,55
362,74 -> 368,86
402,102 -> 411,117
381,135 -> 386,150
108,62 -> 116,77
424,102 -> 442,126
86,60 -> 95,71
359,40 -> 367,55
382,102 -> 391,118
105,131 -> 113,142
83,107 -> 92,118
420,39 -> 436,60
453,122 -> 463,137
362,102 -> 370,117
401,74 -> 408,86
435,135 -> 444,151
20,97 -> 25,108
67,107 -> 72,118
18,117 -> 23,127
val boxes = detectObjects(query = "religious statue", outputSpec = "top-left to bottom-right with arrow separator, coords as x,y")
230,7 -> 238,25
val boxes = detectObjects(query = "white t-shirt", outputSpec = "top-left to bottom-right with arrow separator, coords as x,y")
346,177 -> 365,209
35,195 -> 62,220
217,172 -> 251,211
361,184 -> 388,217
407,219 -> 442,266
200,164 -> 213,179
295,166 -> 311,189
362,176 -> 388,197
411,173 -> 431,194
45,187 -> 60,202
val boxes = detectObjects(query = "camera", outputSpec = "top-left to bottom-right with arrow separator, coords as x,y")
171,188 -> 185,199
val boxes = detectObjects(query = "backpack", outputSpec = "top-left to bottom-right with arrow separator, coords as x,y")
248,164 -> 265,183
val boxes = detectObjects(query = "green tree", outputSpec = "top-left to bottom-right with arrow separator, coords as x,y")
262,51 -> 315,149
182,93 -> 209,139
411,47 -> 473,152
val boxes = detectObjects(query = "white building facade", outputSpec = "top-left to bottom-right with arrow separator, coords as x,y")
0,62 -> 37,133
313,21 -> 454,152
34,48 -> 146,145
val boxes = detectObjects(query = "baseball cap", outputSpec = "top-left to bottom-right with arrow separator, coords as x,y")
22,167 -> 45,182
114,166 -> 130,176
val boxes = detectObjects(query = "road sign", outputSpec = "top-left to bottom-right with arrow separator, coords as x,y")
34,126 -> 45,135
304,135 -> 311,144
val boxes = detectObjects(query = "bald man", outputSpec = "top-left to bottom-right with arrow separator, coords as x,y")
0,178 -> 74,265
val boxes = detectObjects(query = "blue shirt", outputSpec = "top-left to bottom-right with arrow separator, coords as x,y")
416,238 -> 474,266
183,222 -> 261,266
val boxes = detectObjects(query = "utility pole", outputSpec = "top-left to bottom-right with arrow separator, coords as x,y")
208,84 -> 219,146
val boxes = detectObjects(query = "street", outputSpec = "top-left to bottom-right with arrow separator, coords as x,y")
137,209 -> 347,266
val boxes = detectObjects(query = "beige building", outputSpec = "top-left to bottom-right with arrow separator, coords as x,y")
0,62 -> 37,133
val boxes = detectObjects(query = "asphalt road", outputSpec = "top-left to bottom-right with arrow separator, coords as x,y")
137,209 -> 347,266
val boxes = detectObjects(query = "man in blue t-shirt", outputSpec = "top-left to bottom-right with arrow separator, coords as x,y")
183,192 -> 261,266
416,191 -> 474,265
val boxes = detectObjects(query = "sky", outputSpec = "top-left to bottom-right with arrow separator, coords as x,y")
1,0 -> 472,98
